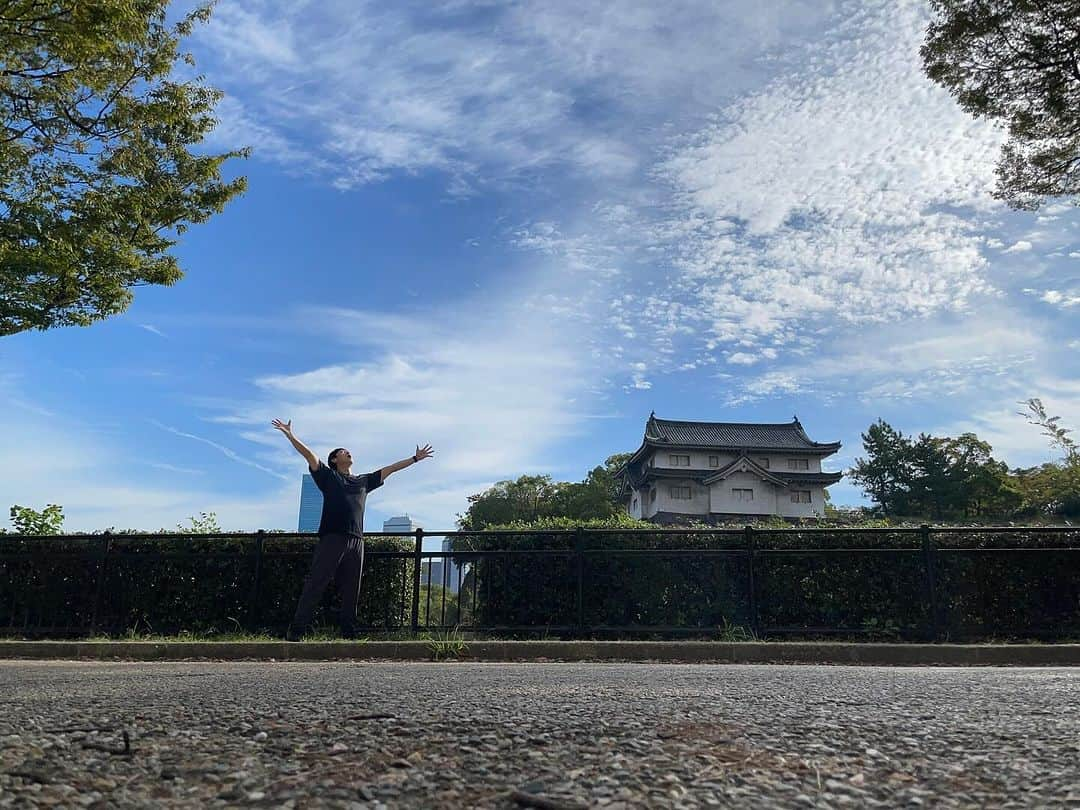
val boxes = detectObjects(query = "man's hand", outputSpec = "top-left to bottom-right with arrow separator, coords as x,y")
273,419 -> 319,472
380,444 -> 435,481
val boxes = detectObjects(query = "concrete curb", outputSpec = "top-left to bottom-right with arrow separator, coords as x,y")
1,641 -> 1078,666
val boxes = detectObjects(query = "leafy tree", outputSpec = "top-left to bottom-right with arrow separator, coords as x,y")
848,420 -> 913,516
458,475 -> 561,530
591,452 -> 633,505
941,433 -> 1022,517
850,422 -> 1021,519
906,434 -> 956,519
922,0 -> 1080,209
458,453 -> 633,530
0,1 -> 248,336
5,503 -> 63,534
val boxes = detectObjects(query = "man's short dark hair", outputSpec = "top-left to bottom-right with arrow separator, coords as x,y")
328,448 -> 346,468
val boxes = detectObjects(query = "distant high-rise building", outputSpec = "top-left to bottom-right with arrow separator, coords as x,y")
383,515 -> 421,535
298,474 -> 322,532
383,515 -> 462,594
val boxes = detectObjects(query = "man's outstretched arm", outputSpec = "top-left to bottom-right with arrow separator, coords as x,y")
272,419 -> 320,473
378,443 -> 434,481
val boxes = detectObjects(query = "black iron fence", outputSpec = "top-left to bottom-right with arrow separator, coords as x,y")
1,526 -> 1078,640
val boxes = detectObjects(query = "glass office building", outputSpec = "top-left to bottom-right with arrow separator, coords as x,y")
297,474 -> 322,532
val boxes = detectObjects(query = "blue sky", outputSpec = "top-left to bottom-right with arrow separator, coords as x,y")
3,0 -> 1078,532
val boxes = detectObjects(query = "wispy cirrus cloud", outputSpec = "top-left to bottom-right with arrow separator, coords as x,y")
195,0 -> 834,188
205,292 -> 603,528
647,0 -> 1005,362
151,420 -> 292,482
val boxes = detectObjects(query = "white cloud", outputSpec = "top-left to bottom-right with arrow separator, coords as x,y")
0,409 -> 298,532
147,462 -> 206,476
206,291 -> 600,528
2,280 -> 603,531
1041,290 -> 1080,308
194,0 -> 834,187
138,323 -> 167,338
1002,240 -> 1033,254
726,352 -> 759,366
935,384 -> 1080,469
152,421 -> 292,482
650,0 -> 1004,363
727,314 -> 1042,405
627,362 -> 653,390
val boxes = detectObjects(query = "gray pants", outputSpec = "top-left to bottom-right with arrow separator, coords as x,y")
289,533 -> 364,633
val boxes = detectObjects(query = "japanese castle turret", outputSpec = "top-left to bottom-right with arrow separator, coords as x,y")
617,413 -> 842,522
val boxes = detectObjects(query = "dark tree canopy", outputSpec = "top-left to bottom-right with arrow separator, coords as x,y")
922,0 -> 1080,209
457,453 -> 631,530
849,409 -> 1079,519
0,1 -> 247,336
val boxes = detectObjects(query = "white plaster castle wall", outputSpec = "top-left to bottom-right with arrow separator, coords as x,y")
708,471 -> 776,515
655,479 -> 709,515
642,486 -> 660,519
776,486 -> 825,518
753,454 -> 823,473
651,451 -> 822,474
653,451 -> 737,470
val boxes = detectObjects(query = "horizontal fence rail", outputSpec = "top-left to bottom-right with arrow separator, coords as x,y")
0,526 -> 1078,641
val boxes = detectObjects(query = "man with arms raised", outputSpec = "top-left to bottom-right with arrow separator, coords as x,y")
272,419 -> 434,641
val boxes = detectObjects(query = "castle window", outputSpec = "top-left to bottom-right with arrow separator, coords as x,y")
669,486 -> 692,500
791,490 -> 811,503
670,454 -> 690,466
732,488 -> 754,502
758,458 -> 770,469
787,458 -> 809,470
650,488 -> 657,502
708,455 -> 719,467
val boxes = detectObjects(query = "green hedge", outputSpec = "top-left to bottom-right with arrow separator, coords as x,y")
0,533 -> 414,636
3,525 -> 1078,640
449,522 -> 1080,640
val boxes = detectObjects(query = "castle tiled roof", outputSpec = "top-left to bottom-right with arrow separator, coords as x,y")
643,414 -> 840,452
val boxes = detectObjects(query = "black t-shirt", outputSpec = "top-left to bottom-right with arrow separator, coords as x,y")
311,462 -> 383,537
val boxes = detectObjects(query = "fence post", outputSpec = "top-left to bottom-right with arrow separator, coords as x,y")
410,528 -> 424,633
921,524 -> 941,641
248,529 -> 266,630
90,531 -> 113,634
745,525 -> 759,637
575,526 -> 586,636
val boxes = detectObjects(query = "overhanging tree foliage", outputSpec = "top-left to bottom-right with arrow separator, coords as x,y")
0,1 -> 248,336
922,0 -> 1080,209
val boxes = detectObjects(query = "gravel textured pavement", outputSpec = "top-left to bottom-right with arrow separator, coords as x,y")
1,661 -> 1078,808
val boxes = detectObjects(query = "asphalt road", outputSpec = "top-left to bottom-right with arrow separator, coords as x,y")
1,662 -> 1078,808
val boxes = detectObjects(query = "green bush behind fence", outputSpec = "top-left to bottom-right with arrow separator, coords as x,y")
1,527 -> 1078,640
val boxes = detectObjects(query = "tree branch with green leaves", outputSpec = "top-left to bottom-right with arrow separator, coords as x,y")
0,0 -> 248,336
921,0 -> 1080,209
